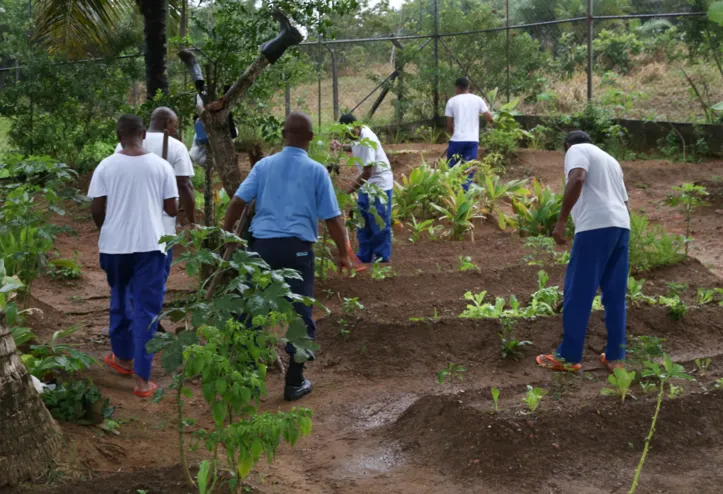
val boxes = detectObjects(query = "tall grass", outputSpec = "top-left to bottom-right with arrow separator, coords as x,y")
629,213 -> 686,273
0,117 -> 10,152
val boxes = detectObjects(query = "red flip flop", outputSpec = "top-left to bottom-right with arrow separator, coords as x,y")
536,354 -> 582,372
133,381 -> 158,398
105,354 -> 133,376
600,353 -> 625,372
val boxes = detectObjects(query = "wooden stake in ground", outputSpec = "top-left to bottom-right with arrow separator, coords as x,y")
0,319 -> 62,487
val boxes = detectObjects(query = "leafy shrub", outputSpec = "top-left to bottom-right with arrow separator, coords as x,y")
593,29 -> 643,74
553,32 -> 588,78
628,213 -> 685,273
513,179 -> 562,237
41,379 -> 109,423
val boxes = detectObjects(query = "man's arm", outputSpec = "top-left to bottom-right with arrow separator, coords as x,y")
446,117 -> 454,135
552,168 -> 586,245
348,166 -> 373,194
91,197 -> 106,229
223,195 -> 247,233
324,215 -> 352,272
176,176 -> 195,224
164,198 -> 179,217
483,111 -> 494,126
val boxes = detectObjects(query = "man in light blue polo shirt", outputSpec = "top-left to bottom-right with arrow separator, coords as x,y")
223,111 -> 352,401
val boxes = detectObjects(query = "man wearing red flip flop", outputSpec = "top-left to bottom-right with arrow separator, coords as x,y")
89,115 -> 179,397
537,131 -> 630,373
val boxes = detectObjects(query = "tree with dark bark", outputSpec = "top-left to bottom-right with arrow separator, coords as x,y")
33,0 -> 170,99
0,317 -> 63,487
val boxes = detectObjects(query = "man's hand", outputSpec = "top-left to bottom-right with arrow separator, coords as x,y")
552,220 -> 567,246
337,253 -> 353,274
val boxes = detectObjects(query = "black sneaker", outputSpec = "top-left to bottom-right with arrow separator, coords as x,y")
284,379 -> 313,401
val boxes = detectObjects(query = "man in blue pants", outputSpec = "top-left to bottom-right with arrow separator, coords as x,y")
537,131 -> 630,372
337,113 -> 394,263
90,115 -> 179,397
223,112 -> 352,401
444,77 -> 494,188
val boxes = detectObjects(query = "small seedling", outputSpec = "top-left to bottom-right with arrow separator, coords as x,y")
342,297 -> 365,314
458,255 -> 479,272
639,381 -> 657,393
490,387 -> 501,413
499,318 -> 532,360
666,183 -> 708,255
406,216 -> 435,243
627,277 -> 656,306
600,367 -> 636,403
338,319 -> 351,338
695,357 -> 711,375
322,288 -> 334,299
522,385 -> 548,413
667,282 -> 689,297
49,257 -> 82,281
437,362 -> 467,385
714,378 -> 723,389
371,261 -> 393,280
658,295 -> 688,320
668,383 -> 683,398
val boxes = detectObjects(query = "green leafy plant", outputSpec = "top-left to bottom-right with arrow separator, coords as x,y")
627,277 -> 656,307
48,257 -> 82,280
666,183 -> 709,255
522,385 -> 548,413
522,236 -> 568,266
338,318 -> 351,338
342,297 -> 365,314
437,362 -> 467,385
458,256 -> 479,272
431,187 -> 484,241
629,355 -> 692,493
600,367 -> 636,403
23,325 -> 98,380
667,282 -> 688,298
695,358 -> 712,375
406,216 -> 435,243
371,260 -> 393,280
479,175 -> 528,230
41,378 -> 110,424
513,179 -> 562,237
658,295 -> 688,320
499,318 -> 532,360
628,213 -> 685,273
490,387 -> 501,413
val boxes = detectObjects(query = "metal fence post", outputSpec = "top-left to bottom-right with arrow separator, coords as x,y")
433,0 -> 439,119
284,75 -> 291,117
329,47 -> 339,122
587,0 -> 593,102
506,0 -> 510,103
317,34 -> 322,131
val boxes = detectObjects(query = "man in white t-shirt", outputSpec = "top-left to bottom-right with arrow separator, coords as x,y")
337,113 -> 394,263
537,131 -> 630,373
444,77 -> 494,188
115,107 -> 195,288
91,114 -> 179,397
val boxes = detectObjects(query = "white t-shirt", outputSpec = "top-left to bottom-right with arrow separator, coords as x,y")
88,153 -> 179,254
352,126 -> 394,191
115,132 -> 194,235
444,93 -> 490,143
565,143 -> 630,234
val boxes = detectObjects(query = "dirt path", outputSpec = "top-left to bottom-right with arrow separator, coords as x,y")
14,149 -> 723,494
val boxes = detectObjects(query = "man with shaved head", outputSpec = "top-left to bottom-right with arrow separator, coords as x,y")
115,107 -> 195,296
90,114 -> 179,397
224,111 -> 352,401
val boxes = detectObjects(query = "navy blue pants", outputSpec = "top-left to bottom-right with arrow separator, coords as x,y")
557,227 -> 630,363
357,189 -> 393,263
250,237 -> 315,356
100,251 -> 166,380
447,141 -> 479,190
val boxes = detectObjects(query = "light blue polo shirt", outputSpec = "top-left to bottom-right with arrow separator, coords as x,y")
235,146 -> 341,243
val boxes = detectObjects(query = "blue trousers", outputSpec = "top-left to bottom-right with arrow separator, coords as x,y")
557,227 -> 630,364
100,251 -> 166,380
249,237 -> 315,357
447,141 -> 479,190
357,189 -> 393,263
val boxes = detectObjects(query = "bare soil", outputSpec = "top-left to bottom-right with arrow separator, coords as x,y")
10,147 -> 723,494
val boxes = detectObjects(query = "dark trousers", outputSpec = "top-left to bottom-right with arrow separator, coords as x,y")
447,141 -> 479,190
100,251 -> 166,380
558,227 -> 630,363
250,237 -> 315,356
357,189 -> 393,263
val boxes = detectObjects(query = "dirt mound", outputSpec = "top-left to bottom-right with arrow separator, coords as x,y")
390,390 -> 723,491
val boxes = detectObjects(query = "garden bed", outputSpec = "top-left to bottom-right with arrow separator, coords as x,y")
12,146 -> 723,494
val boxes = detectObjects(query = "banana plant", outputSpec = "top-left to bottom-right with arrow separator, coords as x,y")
513,179 -> 563,237
481,175 -> 529,230
431,187 -> 484,241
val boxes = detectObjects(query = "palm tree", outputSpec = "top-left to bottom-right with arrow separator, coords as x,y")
33,0 -> 171,99
0,318 -> 62,487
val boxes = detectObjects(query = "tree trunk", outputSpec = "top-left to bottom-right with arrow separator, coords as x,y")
140,0 -> 169,99
0,318 -> 62,487
199,56 -> 269,197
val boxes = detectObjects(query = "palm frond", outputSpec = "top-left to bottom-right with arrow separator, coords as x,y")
33,0 -> 136,57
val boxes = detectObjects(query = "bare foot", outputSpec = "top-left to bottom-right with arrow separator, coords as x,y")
116,357 -> 133,373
